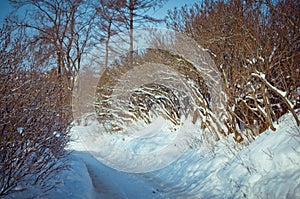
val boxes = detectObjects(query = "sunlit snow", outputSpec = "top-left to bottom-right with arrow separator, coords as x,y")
5,113 -> 300,199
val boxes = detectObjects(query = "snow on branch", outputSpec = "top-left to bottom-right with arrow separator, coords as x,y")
251,71 -> 299,126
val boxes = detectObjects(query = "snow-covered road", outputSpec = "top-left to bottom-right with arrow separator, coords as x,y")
76,151 -> 164,199
4,113 -> 300,199
63,113 -> 300,199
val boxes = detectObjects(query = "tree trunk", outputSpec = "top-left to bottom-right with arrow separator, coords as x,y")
129,0 -> 134,65
105,20 -> 112,67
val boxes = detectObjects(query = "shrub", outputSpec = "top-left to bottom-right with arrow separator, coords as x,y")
0,69 -> 72,196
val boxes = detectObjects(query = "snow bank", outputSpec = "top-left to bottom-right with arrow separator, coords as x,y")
4,113 -> 299,198
140,113 -> 300,198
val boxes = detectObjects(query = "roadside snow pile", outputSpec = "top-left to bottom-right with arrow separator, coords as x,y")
139,112 -> 300,198
4,113 -> 299,198
219,116 -> 300,199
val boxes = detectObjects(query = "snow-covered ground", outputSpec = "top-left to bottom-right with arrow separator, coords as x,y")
5,113 -> 300,199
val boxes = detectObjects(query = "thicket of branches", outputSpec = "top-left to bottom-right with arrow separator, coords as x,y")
0,2 -> 73,196
95,47 -> 224,144
0,69 -> 71,195
95,0 -> 299,146
166,0 -> 299,142
0,59 -> 71,197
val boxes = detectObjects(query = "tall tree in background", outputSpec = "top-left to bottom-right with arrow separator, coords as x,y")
106,0 -> 167,64
95,0 -> 125,67
9,0 -> 96,88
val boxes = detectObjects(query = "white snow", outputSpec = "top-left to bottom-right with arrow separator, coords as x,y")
4,113 -> 300,199
17,127 -> 24,134
246,58 -> 257,65
252,71 -> 287,97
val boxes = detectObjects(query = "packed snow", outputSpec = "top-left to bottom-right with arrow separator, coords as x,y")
4,112 -> 300,199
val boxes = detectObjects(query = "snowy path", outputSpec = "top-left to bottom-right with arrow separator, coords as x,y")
74,151 -> 163,199
67,133 -> 166,199
65,113 -> 300,199
4,113 -> 300,198
77,152 -> 123,199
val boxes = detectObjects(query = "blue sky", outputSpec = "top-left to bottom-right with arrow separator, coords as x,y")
152,0 -> 199,20
0,0 -> 12,23
0,0 -> 199,25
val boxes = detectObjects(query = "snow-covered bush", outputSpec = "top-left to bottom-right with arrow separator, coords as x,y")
95,48 -> 226,142
0,24 -> 72,195
0,69 -> 71,196
166,0 -> 300,141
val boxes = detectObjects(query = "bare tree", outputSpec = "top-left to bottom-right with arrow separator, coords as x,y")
9,0 -> 96,89
95,0 -> 125,67
107,0 -> 167,64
